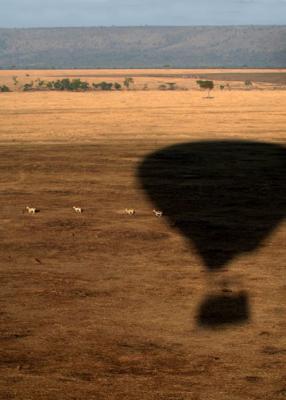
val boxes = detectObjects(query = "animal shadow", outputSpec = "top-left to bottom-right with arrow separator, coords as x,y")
137,140 -> 286,327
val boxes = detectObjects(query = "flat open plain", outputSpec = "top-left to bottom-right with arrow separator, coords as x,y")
0,70 -> 285,400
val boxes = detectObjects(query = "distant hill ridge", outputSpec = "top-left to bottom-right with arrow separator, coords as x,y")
0,26 -> 285,68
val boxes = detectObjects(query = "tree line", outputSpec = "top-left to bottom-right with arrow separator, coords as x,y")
1,78 -> 247,94
0,77 -> 135,92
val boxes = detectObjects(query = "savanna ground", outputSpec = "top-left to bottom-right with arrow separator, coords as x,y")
0,69 -> 285,400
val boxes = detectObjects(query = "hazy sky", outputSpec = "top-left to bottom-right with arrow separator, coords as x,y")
1,0 -> 286,28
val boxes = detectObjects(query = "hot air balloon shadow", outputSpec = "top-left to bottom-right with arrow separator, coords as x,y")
137,140 -> 286,327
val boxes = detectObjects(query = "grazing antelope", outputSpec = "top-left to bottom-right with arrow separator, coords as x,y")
73,206 -> 83,214
153,209 -> 163,217
26,206 -> 37,214
125,208 -> 135,215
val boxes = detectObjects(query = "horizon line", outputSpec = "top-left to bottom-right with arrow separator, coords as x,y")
1,24 -> 286,30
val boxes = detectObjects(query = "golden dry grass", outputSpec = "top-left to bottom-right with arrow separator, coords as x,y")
0,89 -> 286,144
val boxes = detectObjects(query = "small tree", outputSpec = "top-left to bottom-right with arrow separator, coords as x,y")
220,85 -> 225,90
245,80 -> 253,90
196,80 -> 214,98
12,76 -> 18,87
123,77 -> 134,90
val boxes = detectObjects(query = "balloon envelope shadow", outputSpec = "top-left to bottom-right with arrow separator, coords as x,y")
137,140 -> 286,326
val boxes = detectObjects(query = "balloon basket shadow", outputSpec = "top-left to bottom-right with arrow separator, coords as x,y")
197,291 -> 249,328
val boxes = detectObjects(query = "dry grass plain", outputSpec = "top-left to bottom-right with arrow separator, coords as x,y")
0,69 -> 285,400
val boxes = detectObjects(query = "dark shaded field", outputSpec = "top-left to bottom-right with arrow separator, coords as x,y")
196,72 -> 286,85
0,142 -> 285,399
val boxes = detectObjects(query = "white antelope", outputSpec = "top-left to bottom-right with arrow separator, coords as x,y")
125,208 -> 136,215
26,206 -> 37,214
73,206 -> 83,214
153,209 -> 163,217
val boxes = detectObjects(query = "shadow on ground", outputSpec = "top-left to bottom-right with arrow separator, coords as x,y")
137,140 -> 286,327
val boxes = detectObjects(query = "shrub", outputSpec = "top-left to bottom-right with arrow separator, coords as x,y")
35,79 -> 47,89
46,81 -> 54,89
245,80 -> 253,89
114,82 -> 122,90
92,81 -> 113,90
70,79 -> 89,91
166,82 -> 177,90
22,82 -> 34,91
0,85 -> 11,92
